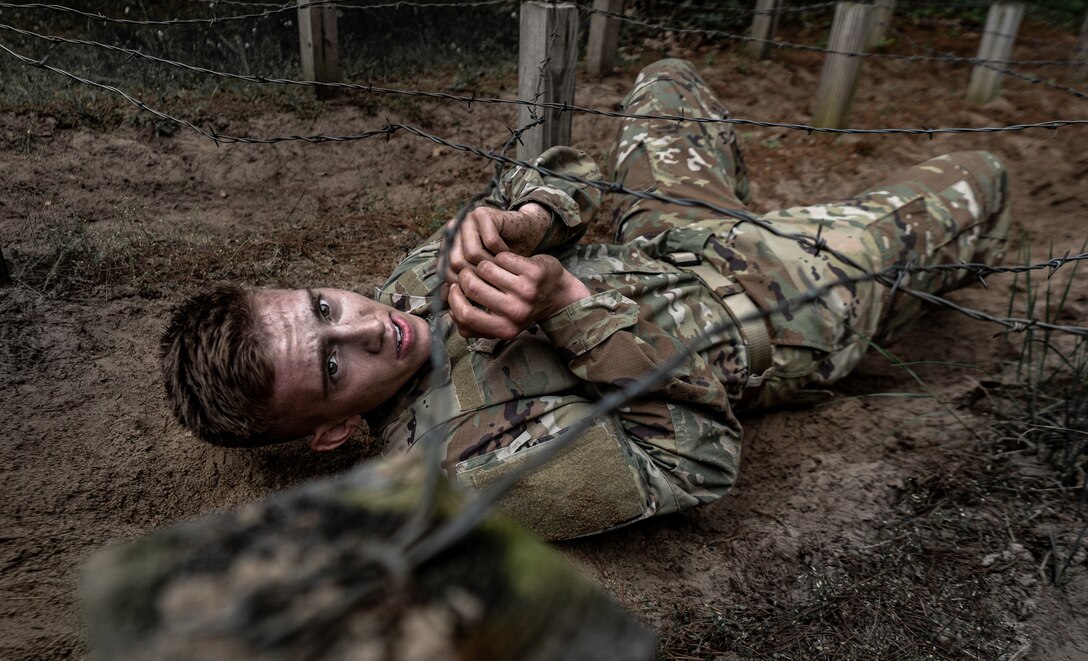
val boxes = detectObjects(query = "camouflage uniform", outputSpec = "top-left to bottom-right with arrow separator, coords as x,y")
368,59 -> 1012,540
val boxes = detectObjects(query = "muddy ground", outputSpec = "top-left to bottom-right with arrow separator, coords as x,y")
1,15 -> 1087,661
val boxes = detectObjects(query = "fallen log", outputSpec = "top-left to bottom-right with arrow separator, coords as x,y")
81,453 -> 656,660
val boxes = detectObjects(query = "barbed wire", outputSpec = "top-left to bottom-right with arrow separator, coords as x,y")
197,241 -> 1088,641
4,26 -> 1087,138
0,1 -> 297,25
6,14 -> 1087,320
580,3 -> 1088,69
406,246 -> 1088,563
897,0 -> 991,8
7,0 -> 1083,72
183,0 -> 284,8
9,30 -> 1073,338
899,0 -> 1086,24
977,27 -> 1070,48
8,0 -> 1086,624
0,0 -> 514,27
624,0 -> 839,21
400,15 -> 569,554
397,115 -> 547,551
890,25 -> 1088,101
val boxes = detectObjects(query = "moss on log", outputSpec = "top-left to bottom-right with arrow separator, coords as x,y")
81,454 -> 655,660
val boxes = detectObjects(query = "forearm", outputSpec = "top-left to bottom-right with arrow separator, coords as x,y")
485,146 -> 604,252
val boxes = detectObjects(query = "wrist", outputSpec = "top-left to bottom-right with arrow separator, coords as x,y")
512,202 -> 552,253
553,271 -> 591,314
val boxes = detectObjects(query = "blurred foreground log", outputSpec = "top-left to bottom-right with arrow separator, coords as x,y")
0,246 -> 10,285
81,454 -> 655,661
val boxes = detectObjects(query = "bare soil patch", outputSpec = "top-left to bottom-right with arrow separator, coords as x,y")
1,19 -> 1087,660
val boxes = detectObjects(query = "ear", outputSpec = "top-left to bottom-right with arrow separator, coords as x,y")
310,414 -> 362,452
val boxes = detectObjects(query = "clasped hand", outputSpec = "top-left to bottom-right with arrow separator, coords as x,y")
441,205 -> 590,340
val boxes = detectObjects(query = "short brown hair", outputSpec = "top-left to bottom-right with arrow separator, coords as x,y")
160,284 -> 275,446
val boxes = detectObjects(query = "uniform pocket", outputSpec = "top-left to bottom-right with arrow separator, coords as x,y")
454,417 -> 651,540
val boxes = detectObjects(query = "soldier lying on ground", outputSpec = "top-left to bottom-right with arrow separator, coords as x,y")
160,59 -> 1012,540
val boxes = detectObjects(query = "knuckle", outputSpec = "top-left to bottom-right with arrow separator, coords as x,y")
509,303 -> 531,324
465,245 -> 486,262
460,275 -> 482,298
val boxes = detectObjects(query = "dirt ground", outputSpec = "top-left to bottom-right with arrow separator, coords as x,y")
2,19 -> 1087,661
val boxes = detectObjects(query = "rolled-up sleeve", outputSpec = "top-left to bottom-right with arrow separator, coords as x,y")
484,146 -> 604,252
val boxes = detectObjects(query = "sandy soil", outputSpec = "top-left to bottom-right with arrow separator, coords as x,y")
2,21 -> 1087,660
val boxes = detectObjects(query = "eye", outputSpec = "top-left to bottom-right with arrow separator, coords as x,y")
318,297 -> 332,320
326,353 -> 339,381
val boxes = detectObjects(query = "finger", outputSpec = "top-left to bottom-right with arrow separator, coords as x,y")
444,244 -> 465,283
492,251 -> 543,277
469,263 -> 536,325
448,284 -> 516,339
458,267 -> 516,311
458,218 -> 486,265
473,258 -> 523,293
475,211 -> 509,255
442,222 -> 468,282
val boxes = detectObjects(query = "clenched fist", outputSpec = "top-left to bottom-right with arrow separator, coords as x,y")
441,203 -> 551,285
446,252 -> 591,340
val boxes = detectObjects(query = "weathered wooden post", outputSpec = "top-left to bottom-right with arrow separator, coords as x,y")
813,3 -> 872,129
1074,11 -> 1088,83
517,1 -> 579,161
966,3 -> 1024,104
866,0 -> 895,49
587,0 -> 624,76
747,0 -> 781,60
0,247 -> 10,286
298,0 -> 339,99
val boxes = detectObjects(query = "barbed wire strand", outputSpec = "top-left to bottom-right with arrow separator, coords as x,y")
4,34 -> 1088,339
890,24 -> 1088,100
4,26 -> 1087,137
397,16 -> 564,547
406,249 -> 1088,564
6,1 -> 1088,615
579,3 -> 1088,69
393,16 -> 565,557
616,0 -> 839,22
397,125 -> 549,549
5,0 -> 1084,70
0,0 -> 514,27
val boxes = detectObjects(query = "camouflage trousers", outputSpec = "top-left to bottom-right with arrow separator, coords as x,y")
611,59 -> 1012,410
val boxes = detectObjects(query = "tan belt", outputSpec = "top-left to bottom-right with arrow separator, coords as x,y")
670,254 -> 774,380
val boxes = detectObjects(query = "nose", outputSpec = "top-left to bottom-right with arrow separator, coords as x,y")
330,313 -> 385,352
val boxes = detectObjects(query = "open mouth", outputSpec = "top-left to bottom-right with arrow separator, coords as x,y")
391,314 -> 405,358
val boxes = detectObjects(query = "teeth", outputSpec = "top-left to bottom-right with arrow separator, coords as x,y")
394,322 -> 403,352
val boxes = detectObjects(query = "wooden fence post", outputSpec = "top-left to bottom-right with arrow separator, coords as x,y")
0,247 -> 10,286
813,3 -> 872,129
966,3 -> 1024,104
1074,10 -> 1088,84
587,0 -> 624,76
747,0 -> 781,60
298,0 -> 339,100
866,0 -> 895,49
517,2 -> 579,161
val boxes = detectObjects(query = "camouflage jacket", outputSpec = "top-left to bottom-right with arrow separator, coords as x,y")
368,147 -> 748,540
